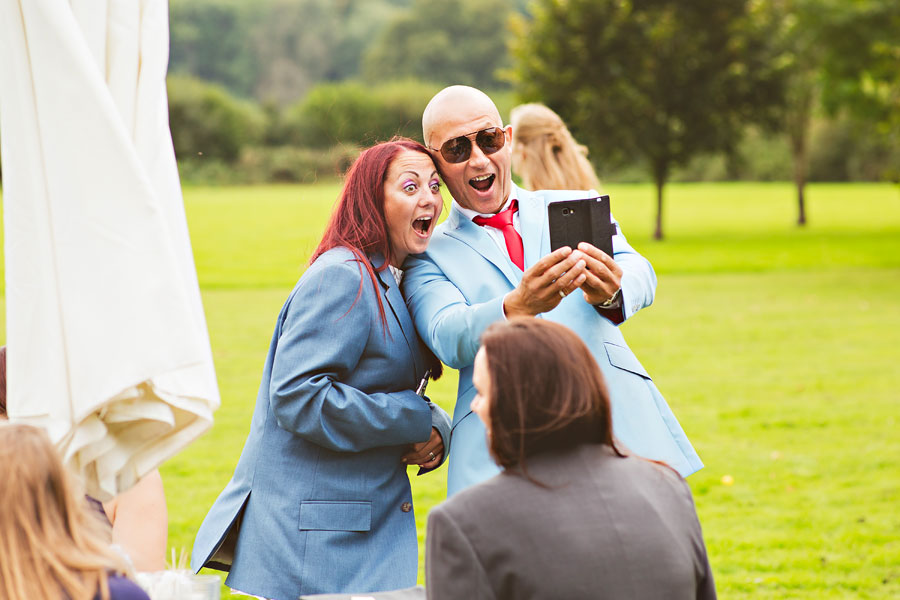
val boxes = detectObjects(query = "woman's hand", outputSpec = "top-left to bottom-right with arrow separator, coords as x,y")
402,427 -> 444,469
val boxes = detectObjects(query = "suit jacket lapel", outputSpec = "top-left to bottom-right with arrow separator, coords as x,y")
375,261 -> 424,377
445,204 -> 520,287
515,184 -> 548,270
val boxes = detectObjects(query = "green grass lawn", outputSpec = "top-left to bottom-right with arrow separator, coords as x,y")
2,181 -> 899,598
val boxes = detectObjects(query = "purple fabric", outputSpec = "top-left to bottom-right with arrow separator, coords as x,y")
95,574 -> 150,600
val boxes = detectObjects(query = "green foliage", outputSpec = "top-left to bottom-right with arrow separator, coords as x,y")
812,0 -> 900,130
808,113 -> 900,182
237,145 -> 360,184
362,0 -> 516,89
177,146 -> 360,185
812,0 -> 900,180
167,76 -> 266,162
283,79 -> 442,148
169,0 -> 259,99
512,0 -> 787,237
514,0 -> 785,174
169,0 -> 415,104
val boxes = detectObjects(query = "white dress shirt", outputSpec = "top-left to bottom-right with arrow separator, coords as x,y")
454,190 -> 521,268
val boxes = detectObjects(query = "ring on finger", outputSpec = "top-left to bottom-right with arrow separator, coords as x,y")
558,289 -> 567,298
428,451 -> 436,461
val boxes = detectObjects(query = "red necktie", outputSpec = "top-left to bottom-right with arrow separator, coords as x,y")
473,200 -> 524,271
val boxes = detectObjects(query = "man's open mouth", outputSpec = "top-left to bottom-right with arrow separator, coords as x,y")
469,173 -> 495,192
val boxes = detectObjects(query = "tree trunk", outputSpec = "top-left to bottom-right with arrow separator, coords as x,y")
653,164 -> 666,240
791,127 -> 808,226
787,77 -> 814,227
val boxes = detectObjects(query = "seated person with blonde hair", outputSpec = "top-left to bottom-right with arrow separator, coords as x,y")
0,346 -> 167,572
0,422 -> 151,600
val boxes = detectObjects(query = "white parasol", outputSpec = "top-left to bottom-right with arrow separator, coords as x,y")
0,0 -> 219,500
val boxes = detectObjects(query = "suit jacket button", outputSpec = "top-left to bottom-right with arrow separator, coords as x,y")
401,502 -> 412,513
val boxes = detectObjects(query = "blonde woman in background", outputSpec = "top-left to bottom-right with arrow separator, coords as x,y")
0,423 -> 150,600
510,102 -> 602,192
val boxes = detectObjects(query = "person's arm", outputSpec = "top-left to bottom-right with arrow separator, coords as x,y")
403,247 -> 585,368
102,470 -> 167,572
269,259 -> 433,452
576,215 -> 657,325
402,252 -> 505,369
426,505 -> 495,600
674,476 -> 718,600
697,548 -> 718,600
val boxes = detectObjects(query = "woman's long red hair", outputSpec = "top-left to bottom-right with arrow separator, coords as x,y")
312,138 -> 431,329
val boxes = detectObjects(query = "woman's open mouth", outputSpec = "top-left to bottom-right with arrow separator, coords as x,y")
412,216 -> 433,237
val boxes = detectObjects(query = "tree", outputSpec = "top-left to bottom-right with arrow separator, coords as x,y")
512,0 -> 785,239
761,0 -> 825,226
283,79 -> 440,147
169,0 -> 412,103
167,76 -> 266,162
363,0 -> 515,89
169,0 -> 259,98
813,0 -> 900,181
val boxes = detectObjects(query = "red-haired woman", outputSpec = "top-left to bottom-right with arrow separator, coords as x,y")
426,318 -> 716,600
191,139 -> 451,600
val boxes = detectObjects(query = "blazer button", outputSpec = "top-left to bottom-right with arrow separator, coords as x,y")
401,502 -> 412,513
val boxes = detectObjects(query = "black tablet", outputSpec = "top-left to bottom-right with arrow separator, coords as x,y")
548,195 -> 615,256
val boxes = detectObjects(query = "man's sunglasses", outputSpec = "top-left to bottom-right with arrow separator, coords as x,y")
428,127 -> 506,164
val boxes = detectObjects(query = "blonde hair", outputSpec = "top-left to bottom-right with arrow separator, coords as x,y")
510,103 -> 602,192
0,423 -> 132,600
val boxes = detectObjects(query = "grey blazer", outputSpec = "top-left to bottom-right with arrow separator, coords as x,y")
425,445 -> 716,600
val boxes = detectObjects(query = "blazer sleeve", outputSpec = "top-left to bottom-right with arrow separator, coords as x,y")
403,251 -> 506,369
417,398 -> 453,475
426,505 -> 495,600
604,213 -> 657,323
268,259 -> 433,452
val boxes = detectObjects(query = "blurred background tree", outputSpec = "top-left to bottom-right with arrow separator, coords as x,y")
362,0 -> 514,89
763,0 -> 823,226
167,75 -> 267,162
814,0 -> 900,181
512,0 -> 787,239
138,0 -> 899,197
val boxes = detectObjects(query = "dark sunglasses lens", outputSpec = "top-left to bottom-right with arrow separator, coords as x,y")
440,136 -> 472,164
476,128 -> 505,154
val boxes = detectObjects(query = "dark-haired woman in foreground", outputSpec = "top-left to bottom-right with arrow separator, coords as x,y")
192,139 -> 451,600
426,318 -> 715,600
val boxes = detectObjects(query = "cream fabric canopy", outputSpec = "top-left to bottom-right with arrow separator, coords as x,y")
0,0 -> 219,500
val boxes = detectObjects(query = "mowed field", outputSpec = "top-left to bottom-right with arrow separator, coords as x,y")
2,181 -> 899,598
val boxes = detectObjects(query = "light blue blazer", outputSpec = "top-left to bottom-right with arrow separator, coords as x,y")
191,248 -> 451,600
402,184 -> 702,496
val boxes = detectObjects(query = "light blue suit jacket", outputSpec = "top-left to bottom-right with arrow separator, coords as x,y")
191,248 -> 451,600
402,185 -> 702,496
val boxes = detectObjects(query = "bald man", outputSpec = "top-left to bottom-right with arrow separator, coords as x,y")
403,86 -> 703,495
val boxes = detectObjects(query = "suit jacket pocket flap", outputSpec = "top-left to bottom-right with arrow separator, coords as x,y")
299,501 -> 372,532
604,342 -> 650,379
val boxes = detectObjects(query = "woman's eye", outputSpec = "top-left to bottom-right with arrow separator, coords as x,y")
430,182 -> 441,193
403,183 -> 416,193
